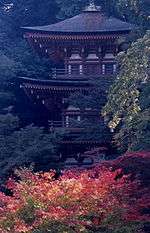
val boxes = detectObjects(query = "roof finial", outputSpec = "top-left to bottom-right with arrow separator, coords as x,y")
84,0 -> 99,12
89,0 -> 95,7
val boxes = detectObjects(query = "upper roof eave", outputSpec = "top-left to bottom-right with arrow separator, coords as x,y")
22,28 -> 133,35
21,11 -> 136,35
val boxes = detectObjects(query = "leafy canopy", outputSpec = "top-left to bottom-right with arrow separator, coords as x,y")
0,114 -> 64,185
102,31 -> 150,152
0,163 -> 149,232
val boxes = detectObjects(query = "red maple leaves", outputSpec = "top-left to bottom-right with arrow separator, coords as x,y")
0,152 -> 149,232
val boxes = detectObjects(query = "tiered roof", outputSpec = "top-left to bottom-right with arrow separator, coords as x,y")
22,2 -> 134,34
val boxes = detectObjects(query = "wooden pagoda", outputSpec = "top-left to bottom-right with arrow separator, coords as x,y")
18,1 -> 134,156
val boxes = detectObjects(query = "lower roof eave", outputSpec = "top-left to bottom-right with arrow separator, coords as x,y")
18,77 -> 91,91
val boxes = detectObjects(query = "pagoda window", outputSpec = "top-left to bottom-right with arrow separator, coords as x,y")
113,64 -> 117,73
68,51 -> 83,76
79,65 -> 83,74
65,115 -> 81,127
102,64 -> 105,75
77,115 -> 81,122
68,64 -> 82,75
65,116 -> 69,127
68,65 -> 71,75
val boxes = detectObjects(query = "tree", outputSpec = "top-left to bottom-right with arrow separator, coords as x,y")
8,40 -> 54,79
102,31 -> 150,152
0,91 -> 15,113
0,114 -> 64,185
0,0 -> 58,37
114,0 -> 150,28
0,51 -> 21,81
102,151 -> 150,187
0,164 -> 148,232
0,0 -> 58,82
0,1 -> 63,185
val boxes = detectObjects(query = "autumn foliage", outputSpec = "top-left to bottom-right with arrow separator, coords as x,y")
102,151 -> 150,187
0,154 -> 150,232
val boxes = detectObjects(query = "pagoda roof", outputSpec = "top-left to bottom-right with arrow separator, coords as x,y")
18,76 -> 114,92
19,77 -> 90,87
22,6 -> 134,34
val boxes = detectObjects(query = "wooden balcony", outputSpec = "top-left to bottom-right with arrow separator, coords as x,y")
50,68 -> 116,80
50,69 -> 85,79
48,120 -> 85,132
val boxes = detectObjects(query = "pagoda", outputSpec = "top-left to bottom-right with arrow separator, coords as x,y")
18,0 -> 134,156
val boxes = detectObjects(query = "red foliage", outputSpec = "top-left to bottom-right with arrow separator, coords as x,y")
102,151 -> 150,186
0,163 -> 149,232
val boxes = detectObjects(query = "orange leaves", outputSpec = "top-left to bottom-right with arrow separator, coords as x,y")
0,165 -> 149,233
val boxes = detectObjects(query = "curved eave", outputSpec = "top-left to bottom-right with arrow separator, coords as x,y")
19,77 -> 89,86
22,28 -> 133,35
24,33 -> 122,42
18,77 -> 114,93
60,141 -> 103,145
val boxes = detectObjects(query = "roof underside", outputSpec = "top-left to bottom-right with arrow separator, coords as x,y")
18,77 -> 114,92
19,77 -> 90,87
22,12 -> 134,34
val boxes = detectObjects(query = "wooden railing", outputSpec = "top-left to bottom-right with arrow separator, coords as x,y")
50,68 -> 116,79
50,68 -> 86,79
48,121 -> 85,132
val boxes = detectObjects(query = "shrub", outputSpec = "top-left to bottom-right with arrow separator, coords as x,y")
102,151 -> 150,187
0,165 -> 149,232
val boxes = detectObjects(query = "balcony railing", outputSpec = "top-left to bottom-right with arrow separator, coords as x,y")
50,68 -> 116,79
48,121 -> 84,132
50,68 -> 87,79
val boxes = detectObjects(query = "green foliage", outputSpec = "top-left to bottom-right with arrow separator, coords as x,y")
0,37 -> 53,81
18,199 -> 36,225
114,0 -> 150,28
0,1 -> 62,185
32,221 -> 75,233
0,113 -> 18,135
0,91 -> 15,113
56,0 -> 87,19
100,208 -> 142,233
5,40 -> 54,79
0,114 -> 64,184
102,31 -> 150,152
0,51 -> 20,81
0,0 -> 58,37
0,0 -> 58,83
